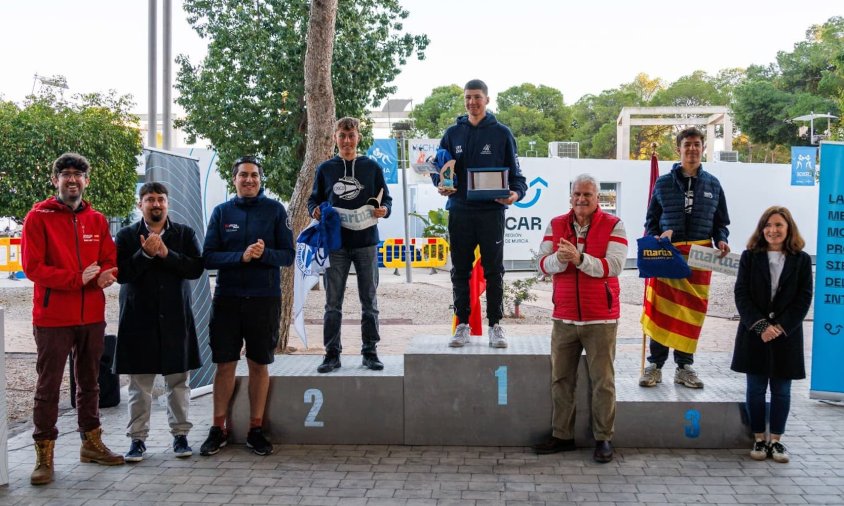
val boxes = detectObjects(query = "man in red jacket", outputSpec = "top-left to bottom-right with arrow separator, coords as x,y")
531,174 -> 628,463
21,153 -> 124,485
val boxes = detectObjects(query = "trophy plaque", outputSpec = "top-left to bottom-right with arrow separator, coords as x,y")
466,167 -> 510,200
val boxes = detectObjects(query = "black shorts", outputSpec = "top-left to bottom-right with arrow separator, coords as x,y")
209,295 -> 281,365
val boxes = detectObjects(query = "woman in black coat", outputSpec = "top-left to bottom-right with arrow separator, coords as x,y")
732,206 -> 812,464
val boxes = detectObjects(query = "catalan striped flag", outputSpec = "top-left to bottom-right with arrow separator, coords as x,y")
641,240 -> 713,354
452,246 -> 485,336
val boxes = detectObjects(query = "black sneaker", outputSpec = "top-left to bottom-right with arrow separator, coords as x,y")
770,441 -> 790,463
317,355 -> 341,373
125,439 -> 146,463
199,426 -> 227,456
362,353 -> 384,371
246,427 -> 273,456
532,436 -> 576,455
173,435 -> 192,458
750,440 -> 768,461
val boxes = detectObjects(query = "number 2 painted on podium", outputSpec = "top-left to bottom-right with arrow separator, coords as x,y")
495,366 -> 508,405
304,388 -> 325,427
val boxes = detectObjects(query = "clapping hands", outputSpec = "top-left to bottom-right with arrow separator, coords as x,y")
242,239 -> 265,262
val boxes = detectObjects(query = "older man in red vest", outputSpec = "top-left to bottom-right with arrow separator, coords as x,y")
532,173 -> 628,463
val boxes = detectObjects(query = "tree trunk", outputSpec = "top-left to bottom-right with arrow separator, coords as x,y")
277,0 -> 338,353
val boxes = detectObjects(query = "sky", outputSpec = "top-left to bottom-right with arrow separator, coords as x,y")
1,1 -> 842,115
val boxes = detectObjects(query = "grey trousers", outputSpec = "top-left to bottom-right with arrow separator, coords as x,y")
126,372 -> 192,441
550,320 -> 617,441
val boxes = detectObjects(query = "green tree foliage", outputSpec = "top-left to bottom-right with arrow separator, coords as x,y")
175,0 -> 428,199
778,17 -> 844,98
651,70 -> 728,107
571,74 -> 662,159
0,90 -> 142,222
408,84 -> 463,138
496,83 -> 572,157
733,17 -> 842,150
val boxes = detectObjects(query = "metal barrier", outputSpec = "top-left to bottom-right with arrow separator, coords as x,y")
380,237 -> 449,269
0,237 -> 22,273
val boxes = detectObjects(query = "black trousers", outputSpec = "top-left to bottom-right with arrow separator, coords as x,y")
448,208 -> 505,326
647,338 -> 694,368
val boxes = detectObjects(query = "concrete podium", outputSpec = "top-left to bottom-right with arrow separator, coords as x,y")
230,355 -> 403,445
403,334 -> 590,446
228,335 -> 751,448
614,374 -> 751,448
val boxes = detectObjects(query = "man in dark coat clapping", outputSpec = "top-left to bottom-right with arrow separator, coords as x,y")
114,182 -> 204,462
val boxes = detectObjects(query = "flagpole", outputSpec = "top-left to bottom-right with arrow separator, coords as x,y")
642,143 -> 659,376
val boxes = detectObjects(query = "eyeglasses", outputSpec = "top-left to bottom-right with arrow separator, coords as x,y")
58,171 -> 87,180
233,156 -> 262,168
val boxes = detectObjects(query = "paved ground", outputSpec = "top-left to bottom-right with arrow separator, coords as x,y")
2,270 -> 843,505
2,347 -> 844,504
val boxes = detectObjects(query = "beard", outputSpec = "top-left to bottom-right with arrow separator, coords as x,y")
59,187 -> 82,204
149,212 -> 164,223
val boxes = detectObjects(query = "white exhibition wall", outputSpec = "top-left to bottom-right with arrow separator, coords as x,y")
156,151 -> 819,264
394,158 -> 819,263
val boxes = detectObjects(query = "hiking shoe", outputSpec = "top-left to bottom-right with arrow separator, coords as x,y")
124,439 -> 146,463
173,435 -> 192,458
750,440 -> 768,461
489,324 -> 508,348
449,323 -> 470,347
770,441 -> 790,463
199,426 -> 227,456
674,364 -> 704,388
362,353 -> 384,371
638,364 -> 662,387
246,427 -> 273,456
317,354 -> 341,373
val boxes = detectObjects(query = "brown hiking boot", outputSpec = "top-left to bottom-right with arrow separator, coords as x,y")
31,439 -> 55,485
80,427 -> 124,465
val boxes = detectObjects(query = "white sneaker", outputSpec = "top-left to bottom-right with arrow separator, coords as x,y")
449,323 -> 470,347
770,441 -> 790,463
489,324 -> 508,348
750,440 -> 768,461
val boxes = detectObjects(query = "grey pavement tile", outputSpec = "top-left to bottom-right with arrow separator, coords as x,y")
326,488 -> 367,498
735,495 -> 777,504
773,495 -> 810,504
636,493 -> 670,503
228,493 -> 274,504
333,499 -> 368,506
340,479 -> 375,489
366,499 -> 408,506
702,496 -> 739,504
394,489 -> 434,499
364,489 -> 396,498
405,500 -> 438,506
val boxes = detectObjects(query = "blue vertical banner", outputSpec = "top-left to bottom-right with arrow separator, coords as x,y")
791,146 -> 817,186
367,139 -> 398,184
812,142 -> 844,400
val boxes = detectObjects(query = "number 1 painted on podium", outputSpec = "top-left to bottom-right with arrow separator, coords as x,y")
495,366 -> 508,405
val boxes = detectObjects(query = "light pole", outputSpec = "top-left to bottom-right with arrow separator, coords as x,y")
527,140 -> 537,157
393,123 -> 413,283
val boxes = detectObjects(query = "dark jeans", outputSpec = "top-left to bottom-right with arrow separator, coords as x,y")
33,322 -> 106,441
448,208 -> 505,326
323,245 -> 380,356
746,374 -> 792,435
647,338 -> 693,368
